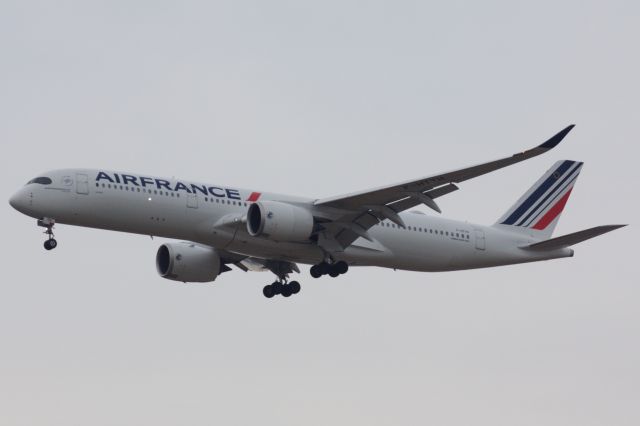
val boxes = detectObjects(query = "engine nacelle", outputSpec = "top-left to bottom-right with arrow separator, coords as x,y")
156,242 -> 221,283
247,200 -> 314,242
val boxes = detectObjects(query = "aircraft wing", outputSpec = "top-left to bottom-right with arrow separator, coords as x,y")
313,125 -> 575,250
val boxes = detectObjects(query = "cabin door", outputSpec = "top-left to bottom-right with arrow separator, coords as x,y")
76,173 -> 89,195
475,230 -> 486,250
186,194 -> 198,209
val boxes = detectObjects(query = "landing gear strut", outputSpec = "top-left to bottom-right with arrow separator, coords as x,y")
310,261 -> 348,278
38,218 -> 57,251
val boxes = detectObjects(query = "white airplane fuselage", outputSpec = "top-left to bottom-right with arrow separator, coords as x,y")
9,168 -> 573,273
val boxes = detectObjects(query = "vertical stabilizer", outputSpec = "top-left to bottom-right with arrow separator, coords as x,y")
494,160 -> 583,239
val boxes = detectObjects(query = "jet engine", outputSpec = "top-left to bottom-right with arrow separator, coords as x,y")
156,242 -> 221,283
247,200 -> 314,242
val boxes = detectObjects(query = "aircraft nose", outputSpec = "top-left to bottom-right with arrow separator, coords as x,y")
9,188 -> 28,213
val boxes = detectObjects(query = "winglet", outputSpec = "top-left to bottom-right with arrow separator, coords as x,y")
538,124 -> 575,149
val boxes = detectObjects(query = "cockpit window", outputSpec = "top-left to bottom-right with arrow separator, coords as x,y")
27,177 -> 52,185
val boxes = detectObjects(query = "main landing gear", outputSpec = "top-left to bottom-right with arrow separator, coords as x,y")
263,280 -> 301,299
261,260 -> 302,299
310,261 -> 349,278
38,218 -> 58,251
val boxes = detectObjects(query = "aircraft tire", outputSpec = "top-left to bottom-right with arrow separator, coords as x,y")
310,265 -> 322,278
44,239 -> 57,250
263,285 -> 275,298
335,261 -> 348,274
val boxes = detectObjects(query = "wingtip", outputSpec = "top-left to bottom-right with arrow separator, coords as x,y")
538,124 -> 575,149
599,224 -> 628,233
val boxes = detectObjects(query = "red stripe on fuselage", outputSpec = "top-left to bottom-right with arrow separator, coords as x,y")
247,192 -> 261,202
532,188 -> 573,230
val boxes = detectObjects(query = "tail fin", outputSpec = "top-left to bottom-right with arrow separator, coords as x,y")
495,160 -> 584,239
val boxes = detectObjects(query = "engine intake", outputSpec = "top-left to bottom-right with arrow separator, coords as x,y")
156,242 -> 221,283
247,201 -> 314,242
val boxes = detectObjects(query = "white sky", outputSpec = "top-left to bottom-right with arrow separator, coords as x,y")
1,1 -> 638,425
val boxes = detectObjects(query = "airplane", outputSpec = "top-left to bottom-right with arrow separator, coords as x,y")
9,125 -> 626,298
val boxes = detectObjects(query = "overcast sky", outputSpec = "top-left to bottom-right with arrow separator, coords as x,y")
1,1 -> 638,425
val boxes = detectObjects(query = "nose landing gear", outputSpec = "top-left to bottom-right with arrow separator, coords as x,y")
38,218 -> 58,251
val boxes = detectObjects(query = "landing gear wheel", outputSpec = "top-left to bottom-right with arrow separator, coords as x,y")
281,286 -> 293,297
44,239 -> 57,251
289,281 -> 301,294
310,265 -> 322,278
329,268 -> 340,278
271,282 -> 283,295
335,261 -> 348,275
263,285 -> 275,298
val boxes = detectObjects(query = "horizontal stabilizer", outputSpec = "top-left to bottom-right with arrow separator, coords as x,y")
521,225 -> 626,251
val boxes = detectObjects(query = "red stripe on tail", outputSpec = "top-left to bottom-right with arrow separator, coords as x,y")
532,188 -> 573,230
